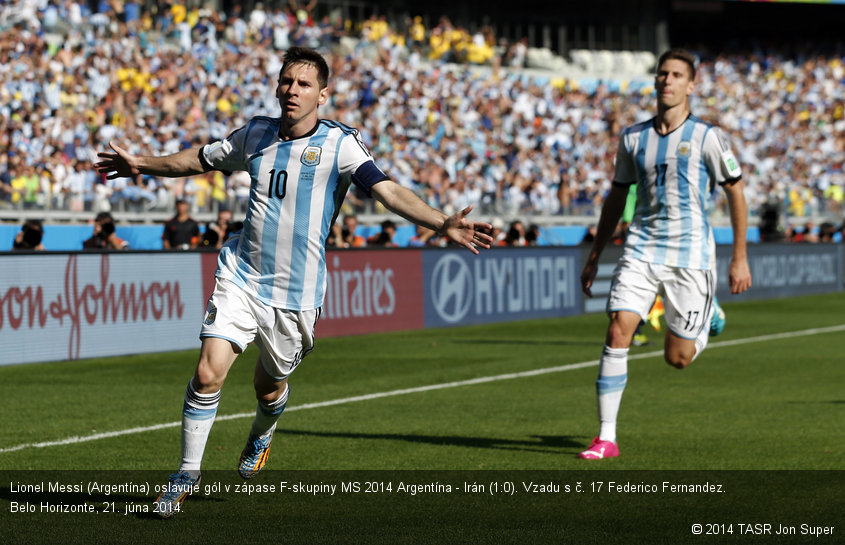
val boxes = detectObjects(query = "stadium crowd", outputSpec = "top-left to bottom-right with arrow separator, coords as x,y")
1,1 -> 843,244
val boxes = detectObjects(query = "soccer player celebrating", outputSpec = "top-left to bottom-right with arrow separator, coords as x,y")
96,47 -> 493,516
578,49 -> 752,460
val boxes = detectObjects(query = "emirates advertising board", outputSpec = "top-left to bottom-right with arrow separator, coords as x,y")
317,249 -> 424,337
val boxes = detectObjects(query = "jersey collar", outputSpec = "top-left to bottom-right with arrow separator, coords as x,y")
278,118 -> 321,142
652,113 -> 691,137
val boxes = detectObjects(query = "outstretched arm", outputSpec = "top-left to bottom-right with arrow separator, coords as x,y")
95,141 -> 207,180
581,183 -> 629,296
722,180 -> 752,294
371,180 -> 493,254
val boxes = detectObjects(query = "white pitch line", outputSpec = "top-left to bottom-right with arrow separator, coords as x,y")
2,324 -> 844,454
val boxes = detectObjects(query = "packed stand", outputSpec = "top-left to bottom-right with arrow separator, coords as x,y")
0,1 -> 843,247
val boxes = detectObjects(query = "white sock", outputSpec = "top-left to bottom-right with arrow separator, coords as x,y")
179,380 -> 220,473
249,384 -> 289,438
596,345 -> 628,443
692,305 -> 713,362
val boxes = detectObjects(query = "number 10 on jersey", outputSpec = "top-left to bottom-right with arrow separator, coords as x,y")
268,169 -> 288,199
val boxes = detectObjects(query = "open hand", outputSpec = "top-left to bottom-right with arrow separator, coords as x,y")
95,141 -> 139,179
441,205 -> 493,255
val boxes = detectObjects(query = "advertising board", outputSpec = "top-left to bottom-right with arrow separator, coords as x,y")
0,253 -> 205,366
422,248 -> 583,328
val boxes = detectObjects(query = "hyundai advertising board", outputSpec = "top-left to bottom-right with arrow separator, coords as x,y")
422,248 -> 583,328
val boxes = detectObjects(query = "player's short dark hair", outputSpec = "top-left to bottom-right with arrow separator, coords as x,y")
281,47 -> 330,89
657,48 -> 697,80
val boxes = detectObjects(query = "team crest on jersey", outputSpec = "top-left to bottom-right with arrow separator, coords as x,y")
677,141 -> 691,156
301,146 -> 322,167
204,303 -> 217,326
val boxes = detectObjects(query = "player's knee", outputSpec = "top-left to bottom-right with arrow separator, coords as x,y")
255,390 -> 282,405
606,322 -> 633,348
664,352 -> 692,369
253,371 -> 287,404
193,361 -> 226,392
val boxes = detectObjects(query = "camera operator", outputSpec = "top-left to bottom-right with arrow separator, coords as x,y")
12,219 -> 45,251
201,208 -> 233,250
340,214 -> 366,248
83,212 -> 129,250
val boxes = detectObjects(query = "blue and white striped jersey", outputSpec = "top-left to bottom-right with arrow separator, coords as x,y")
613,114 -> 741,270
202,117 -> 388,310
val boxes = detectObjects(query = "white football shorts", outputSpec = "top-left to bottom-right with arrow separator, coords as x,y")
606,256 -> 716,340
200,278 -> 320,380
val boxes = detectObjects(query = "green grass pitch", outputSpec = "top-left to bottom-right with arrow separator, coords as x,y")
1,292 -> 843,543
2,292 -> 844,471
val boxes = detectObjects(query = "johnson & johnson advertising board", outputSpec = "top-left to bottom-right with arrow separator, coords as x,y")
0,253 -> 205,366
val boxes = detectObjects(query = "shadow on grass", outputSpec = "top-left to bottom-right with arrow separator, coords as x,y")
281,429 -> 588,454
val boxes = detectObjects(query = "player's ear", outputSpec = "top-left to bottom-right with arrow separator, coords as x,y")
318,86 -> 329,105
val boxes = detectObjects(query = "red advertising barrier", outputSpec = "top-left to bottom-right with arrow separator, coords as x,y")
318,249 -> 424,337
200,251 -> 220,306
